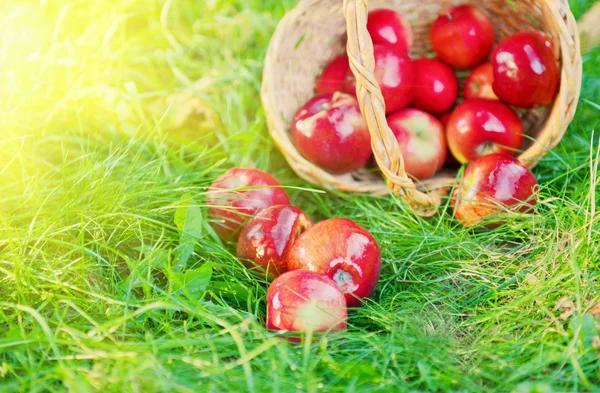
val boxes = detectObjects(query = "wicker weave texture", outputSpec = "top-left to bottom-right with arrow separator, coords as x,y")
262,0 -> 581,215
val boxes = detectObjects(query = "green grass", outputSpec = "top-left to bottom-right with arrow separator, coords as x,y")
1,0 -> 599,392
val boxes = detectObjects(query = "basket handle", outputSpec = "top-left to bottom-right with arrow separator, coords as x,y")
343,0 -> 440,216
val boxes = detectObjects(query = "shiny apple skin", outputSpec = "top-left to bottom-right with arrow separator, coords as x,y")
292,92 -> 371,174
373,44 -> 415,113
207,168 -> 291,242
367,8 -> 413,53
315,55 -> 355,95
388,109 -> 447,179
412,58 -> 459,115
464,62 -> 498,100
286,218 -> 381,307
491,31 -> 559,108
237,205 -> 312,277
266,270 -> 347,333
430,5 -> 495,70
439,111 -> 460,168
446,99 -> 524,164
451,153 -> 538,227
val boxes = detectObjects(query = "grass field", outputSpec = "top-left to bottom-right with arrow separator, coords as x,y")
1,0 -> 599,392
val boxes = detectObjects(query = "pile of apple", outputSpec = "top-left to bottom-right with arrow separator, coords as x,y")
207,168 -> 381,335
294,4 -> 557,225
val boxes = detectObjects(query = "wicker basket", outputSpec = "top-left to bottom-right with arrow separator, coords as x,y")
262,0 -> 581,216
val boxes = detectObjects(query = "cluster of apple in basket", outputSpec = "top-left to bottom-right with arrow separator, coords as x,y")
294,4 -> 557,223
207,168 -> 380,334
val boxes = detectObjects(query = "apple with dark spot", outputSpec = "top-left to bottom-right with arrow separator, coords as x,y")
430,5 -> 495,70
388,108 -> 447,180
446,98 -> 524,164
464,62 -> 498,100
367,8 -> 413,53
237,205 -> 312,277
492,31 -> 559,108
286,218 -> 381,307
267,270 -> 347,333
207,168 -> 290,242
452,153 -> 538,227
292,92 -> 371,174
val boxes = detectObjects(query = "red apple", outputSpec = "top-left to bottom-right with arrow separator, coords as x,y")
367,8 -> 413,53
439,111 -> 461,168
446,99 -> 524,164
430,5 -> 495,70
207,168 -> 290,242
492,31 -> 559,108
315,55 -> 355,95
237,205 -> 312,277
464,62 -> 498,100
292,92 -> 371,174
452,153 -> 538,227
266,270 -> 347,333
412,58 -> 459,115
387,109 -> 447,179
286,218 -> 381,307
373,44 -> 415,113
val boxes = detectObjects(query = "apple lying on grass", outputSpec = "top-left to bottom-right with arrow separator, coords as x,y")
452,153 -> 538,227
237,205 -> 312,277
266,270 -> 347,333
292,92 -> 371,174
387,108 -> 447,180
367,8 -> 413,54
207,168 -> 290,242
446,98 -> 524,164
430,4 -> 495,70
286,218 -> 381,307
492,31 -> 559,108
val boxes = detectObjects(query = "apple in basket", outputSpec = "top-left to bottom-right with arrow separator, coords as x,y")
492,31 -> 559,108
207,168 -> 290,242
387,108 -> 447,180
464,62 -> 498,101
430,4 -> 495,70
237,205 -> 312,277
292,92 -> 372,174
446,98 -> 524,164
372,44 -> 415,114
452,153 -> 538,227
367,8 -> 413,53
267,270 -> 347,333
439,111 -> 461,168
286,218 -> 381,307
412,57 -> 458,115
315,55 -> 355,95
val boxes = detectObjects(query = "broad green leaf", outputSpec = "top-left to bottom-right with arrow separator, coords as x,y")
174,193 -> 204,272
173,262 -> 214,295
